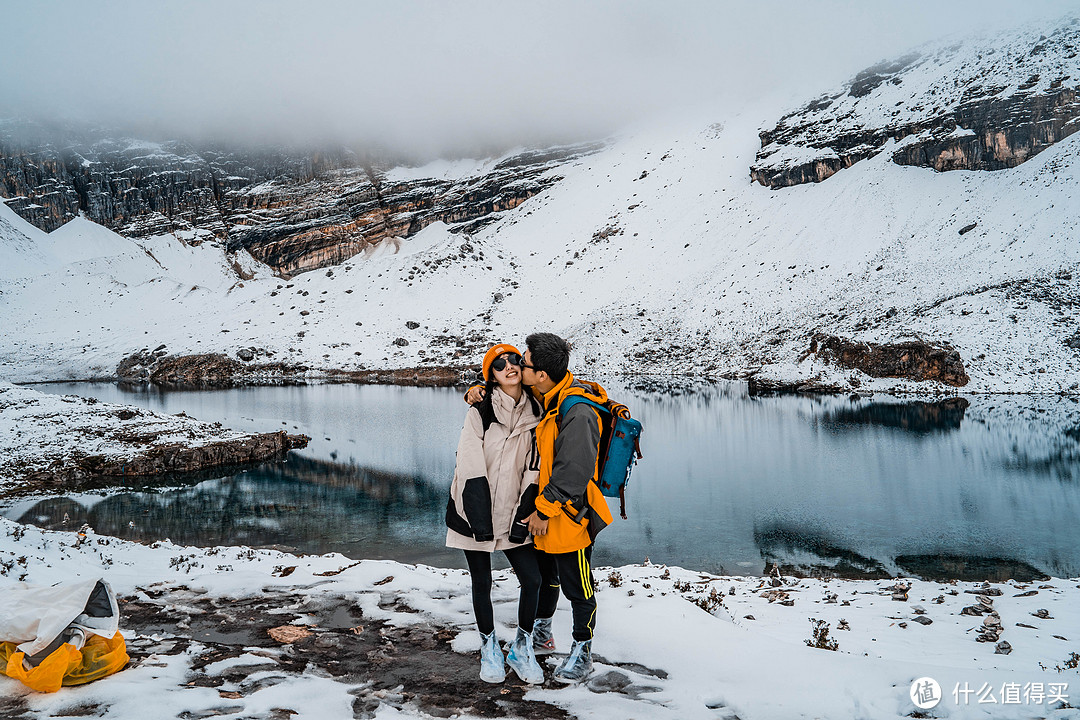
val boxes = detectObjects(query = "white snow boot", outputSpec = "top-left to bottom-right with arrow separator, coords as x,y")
506,627 -> 545,684
553,639 -> 592,684
532,616 -> 556,655
478,630 -> 505,683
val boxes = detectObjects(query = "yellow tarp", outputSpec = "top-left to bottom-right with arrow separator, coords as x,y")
0,632 -> 128,693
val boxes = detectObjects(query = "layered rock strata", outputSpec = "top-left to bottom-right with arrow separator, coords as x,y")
0,120 -> 602,276
751,19 -> 1080,187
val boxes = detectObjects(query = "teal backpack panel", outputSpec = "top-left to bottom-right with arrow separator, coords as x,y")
558,396 -> 643,518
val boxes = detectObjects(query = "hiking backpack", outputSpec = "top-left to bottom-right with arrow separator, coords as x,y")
558,396 -> 643,519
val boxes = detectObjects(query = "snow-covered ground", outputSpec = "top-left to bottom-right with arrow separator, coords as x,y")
1,518 -> 1077,719
0,382 -> 258,493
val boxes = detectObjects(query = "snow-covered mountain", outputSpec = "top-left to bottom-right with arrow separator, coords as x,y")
1,16 -> 1078,393
0,123 -> 601,277
751,17 -> 1080,187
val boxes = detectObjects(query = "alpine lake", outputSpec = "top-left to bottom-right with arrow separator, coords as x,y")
5,380 -> 1080,581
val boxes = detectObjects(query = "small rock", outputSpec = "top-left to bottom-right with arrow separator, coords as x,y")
405,321 -> 420,329
911,605 -> 926,615
1013,590 -> 1038,597
961,605 -> 987,616
912,616 -> 933,625
268,625 -> 312,644
587,671 -> 632,694
995,641 -> 1012,655
237,348 -> 255,362
744,615 -> 755,621
1032,609 -> 1053,619
393,338 -> 409,347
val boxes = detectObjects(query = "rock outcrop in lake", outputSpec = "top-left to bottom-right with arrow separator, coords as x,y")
0,382 -> 309,496
751,19 -> 1080,188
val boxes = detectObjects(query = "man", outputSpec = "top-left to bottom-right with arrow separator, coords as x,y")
518,332 -> 614,683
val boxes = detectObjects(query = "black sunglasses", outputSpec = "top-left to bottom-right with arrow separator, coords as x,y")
490,353 -> 523,372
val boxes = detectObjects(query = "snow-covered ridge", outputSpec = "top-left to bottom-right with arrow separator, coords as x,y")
2,518 -> 1078,719
752,14 -> 1080,187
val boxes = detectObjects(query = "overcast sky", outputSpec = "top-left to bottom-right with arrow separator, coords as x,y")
2,1 -> 1076,156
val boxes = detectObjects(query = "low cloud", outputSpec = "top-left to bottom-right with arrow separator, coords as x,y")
2,0 -> 1075,157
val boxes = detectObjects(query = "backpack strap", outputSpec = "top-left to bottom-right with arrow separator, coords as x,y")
557,395 -> 608,421
478,399 -> 498,433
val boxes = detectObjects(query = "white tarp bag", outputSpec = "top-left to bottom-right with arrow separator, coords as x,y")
0,578 -> 119,659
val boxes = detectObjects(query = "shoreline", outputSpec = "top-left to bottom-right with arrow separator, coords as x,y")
13,366 -> 1080,398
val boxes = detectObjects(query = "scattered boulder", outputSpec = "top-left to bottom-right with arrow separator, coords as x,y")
405,321 -> 420,329
393,338 -> 410,347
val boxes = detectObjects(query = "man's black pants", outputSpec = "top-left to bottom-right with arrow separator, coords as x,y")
536,545 -> 595,642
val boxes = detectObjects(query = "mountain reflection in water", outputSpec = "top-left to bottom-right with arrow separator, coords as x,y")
7,381 -> 1080,579
12,455 -> 459,567
816,397 -> 969,434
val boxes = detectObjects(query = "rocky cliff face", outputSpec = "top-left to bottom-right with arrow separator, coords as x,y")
0,120 -> 601,276
751,18 -> 1080,188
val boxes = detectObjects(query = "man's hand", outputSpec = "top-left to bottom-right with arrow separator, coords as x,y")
526,511 -> 549,536
465,385 -> 486,404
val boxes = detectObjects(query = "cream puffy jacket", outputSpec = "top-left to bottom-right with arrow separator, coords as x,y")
445,386 -> 541,552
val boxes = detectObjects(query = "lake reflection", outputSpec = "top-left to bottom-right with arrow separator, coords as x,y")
8,381 -> 1080,579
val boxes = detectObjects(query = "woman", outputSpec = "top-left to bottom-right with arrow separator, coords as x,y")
445,343 -> 548,684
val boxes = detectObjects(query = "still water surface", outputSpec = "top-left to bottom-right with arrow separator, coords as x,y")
6,381 -> 1080,579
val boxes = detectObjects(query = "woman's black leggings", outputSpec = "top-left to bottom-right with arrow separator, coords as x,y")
464,545 -> 559,635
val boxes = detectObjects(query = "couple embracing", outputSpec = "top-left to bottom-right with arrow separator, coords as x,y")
445,332 -> 614,685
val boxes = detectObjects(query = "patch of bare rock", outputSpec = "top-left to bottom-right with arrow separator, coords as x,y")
808,333 -> 970,387
117,348 -> 470,388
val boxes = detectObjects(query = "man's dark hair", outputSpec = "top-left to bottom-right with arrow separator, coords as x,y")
526,332 -> 571,383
